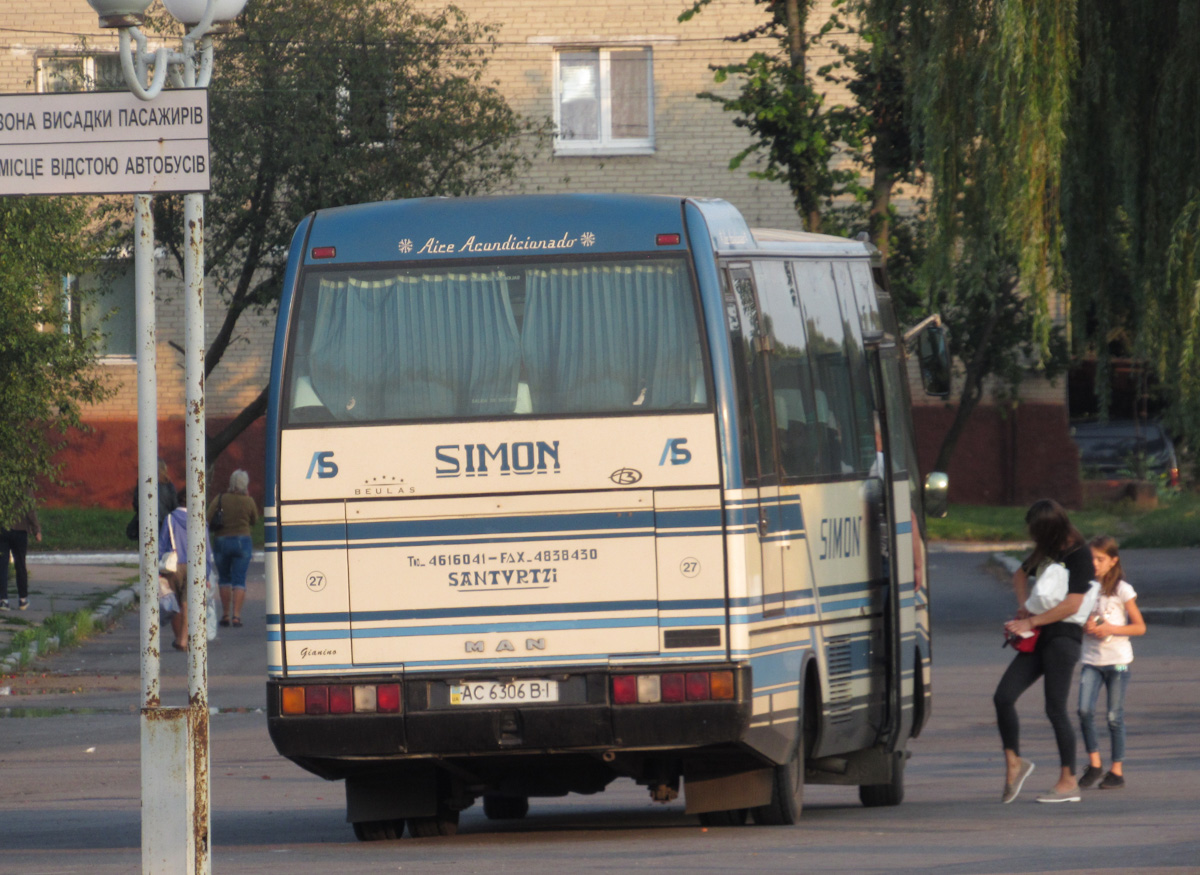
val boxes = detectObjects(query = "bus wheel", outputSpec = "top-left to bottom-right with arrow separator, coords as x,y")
352,818 -> 405,841
859,753 -> 905,807
407,805 -> 460,838
751,731 -> 804,825
483,794 -> 530,820
697,808 -> 749,826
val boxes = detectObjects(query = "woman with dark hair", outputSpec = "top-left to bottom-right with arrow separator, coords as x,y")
995,499 -> 1096,804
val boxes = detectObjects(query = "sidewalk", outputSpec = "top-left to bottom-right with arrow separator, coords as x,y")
0,553 -> 140,677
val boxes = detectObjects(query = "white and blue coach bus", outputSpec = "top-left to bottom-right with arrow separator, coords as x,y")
264,194 -> 950,839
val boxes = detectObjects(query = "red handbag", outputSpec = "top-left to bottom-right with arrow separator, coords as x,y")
1005,627 -> 1039,652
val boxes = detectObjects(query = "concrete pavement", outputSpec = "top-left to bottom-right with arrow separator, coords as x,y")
2,544 -> 1196,682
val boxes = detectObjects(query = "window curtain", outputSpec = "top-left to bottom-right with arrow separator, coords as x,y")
521,263 -> 698,413
307,272 -> 520,421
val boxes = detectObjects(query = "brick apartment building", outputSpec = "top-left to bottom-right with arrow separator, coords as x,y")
3,0 -> 1079,510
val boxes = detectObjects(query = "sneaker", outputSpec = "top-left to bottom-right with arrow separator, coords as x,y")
1099,771 -> 1125,790
17,598 -> 28,611
1078,765 -> 1104,788
0,600 -> 8,611
1036,787 -> 1082,803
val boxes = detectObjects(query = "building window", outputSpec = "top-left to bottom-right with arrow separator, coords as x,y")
67,262 -> 137,361
37,54 -> 125,93
555,47 -> 653,155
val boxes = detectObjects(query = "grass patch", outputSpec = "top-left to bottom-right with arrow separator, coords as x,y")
2,608 -> 97,667
32,507 -> 265,552
929,492 -> 1200,548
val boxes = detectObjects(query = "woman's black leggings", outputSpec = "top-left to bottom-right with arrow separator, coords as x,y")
994,634 -> 1082,771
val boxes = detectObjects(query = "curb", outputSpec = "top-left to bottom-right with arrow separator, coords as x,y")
0,583 -> 139,674
990,552 -> 1200,628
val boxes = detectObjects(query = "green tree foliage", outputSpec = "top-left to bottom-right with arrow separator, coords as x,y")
909,0 -> 1076,356
680,0 -> 860,233
1063,0 -> 1200,453
906,0 -> 1076,469
144,0 -> 550,460
0,198 -> 113,521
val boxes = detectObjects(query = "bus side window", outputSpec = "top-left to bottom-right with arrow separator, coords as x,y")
792,260 -> 864,477
832,260 -> 881,474
751,260 -> 823,479
724,266 -> 775,485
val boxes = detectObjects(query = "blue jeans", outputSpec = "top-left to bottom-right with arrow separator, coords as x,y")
1078,663 -> 1129,763
214,534 -> 253,589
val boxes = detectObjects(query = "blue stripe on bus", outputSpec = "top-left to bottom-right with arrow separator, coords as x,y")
655,508 -> 722,528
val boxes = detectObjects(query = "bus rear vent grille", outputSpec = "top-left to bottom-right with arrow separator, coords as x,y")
663,628 -> 721,649
827,637 -> 854,724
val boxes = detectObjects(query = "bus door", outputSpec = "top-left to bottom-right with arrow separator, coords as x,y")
724,263 -> 788,618
865,343 -> 906,748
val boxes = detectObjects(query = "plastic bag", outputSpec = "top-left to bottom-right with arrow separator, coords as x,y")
205,575 -> 220,641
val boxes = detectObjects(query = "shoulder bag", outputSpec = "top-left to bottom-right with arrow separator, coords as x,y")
209,494 -> 225,534
158,515 -> 179,575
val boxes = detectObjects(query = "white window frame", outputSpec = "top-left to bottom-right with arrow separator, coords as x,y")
553,46 -> 655,156
36,53 -> 124,93
64,261 -> 138,364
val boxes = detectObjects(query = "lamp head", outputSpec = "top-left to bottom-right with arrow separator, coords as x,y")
87,0 -> 152,28
162,0 -> 248,27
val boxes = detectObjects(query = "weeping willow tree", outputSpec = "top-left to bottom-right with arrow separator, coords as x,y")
908,0 -> 1076,471
1064,0 -> 1200,455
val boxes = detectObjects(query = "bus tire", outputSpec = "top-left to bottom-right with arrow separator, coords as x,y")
697,808 -> 749,826
482,794 -> 529,820
407,805 -> 460,838
352,818 -> 405,841
859,753 -> 905,807
751,726 -> 804,826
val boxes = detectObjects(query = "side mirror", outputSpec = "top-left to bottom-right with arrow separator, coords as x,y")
924,471 -> 949,519
918,325 -> 951,397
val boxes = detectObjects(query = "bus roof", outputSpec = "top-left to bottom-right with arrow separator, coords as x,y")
295,194 -> 871,266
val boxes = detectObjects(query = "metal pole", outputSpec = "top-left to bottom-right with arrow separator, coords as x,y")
183,188 -> 210,874
135,193 -> 160,708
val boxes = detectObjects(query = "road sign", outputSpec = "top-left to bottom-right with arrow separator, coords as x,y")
0,89 -> 209,196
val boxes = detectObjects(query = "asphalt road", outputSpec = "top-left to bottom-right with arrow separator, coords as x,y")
1,549 -> 1197,873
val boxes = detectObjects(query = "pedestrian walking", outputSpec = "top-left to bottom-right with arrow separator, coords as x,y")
207,469 -> 258,628
1078,535 -> 1146,791
160,490 -> 217,651
0,493 -> 41,611
995,499 -> 1098,804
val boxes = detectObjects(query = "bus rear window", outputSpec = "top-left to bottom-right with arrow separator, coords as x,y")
285,257 -> 708,423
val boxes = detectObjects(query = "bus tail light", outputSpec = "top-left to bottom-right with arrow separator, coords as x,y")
376,684 -> 401,713
612,675 -> 638,704
311,246 -> 336,259
305,685 -> 329,715
661,673 -> 685,702
281,686 -> 305,715
279,682 -> 402,715
612,670 -> 736,704
329,685 -> 353,714
685,673 -> 711,701
709,671 -> 735,700
656,233 -> 681,246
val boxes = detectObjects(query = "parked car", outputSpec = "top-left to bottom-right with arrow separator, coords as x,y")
1071,420 -> 1180,486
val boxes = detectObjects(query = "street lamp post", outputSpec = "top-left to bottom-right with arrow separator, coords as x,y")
84,2 -> 246,872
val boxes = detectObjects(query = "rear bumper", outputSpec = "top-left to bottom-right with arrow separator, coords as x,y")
267,664 -> 752,766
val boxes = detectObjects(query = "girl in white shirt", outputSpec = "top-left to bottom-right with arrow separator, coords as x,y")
1077,535 -> 1146,790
